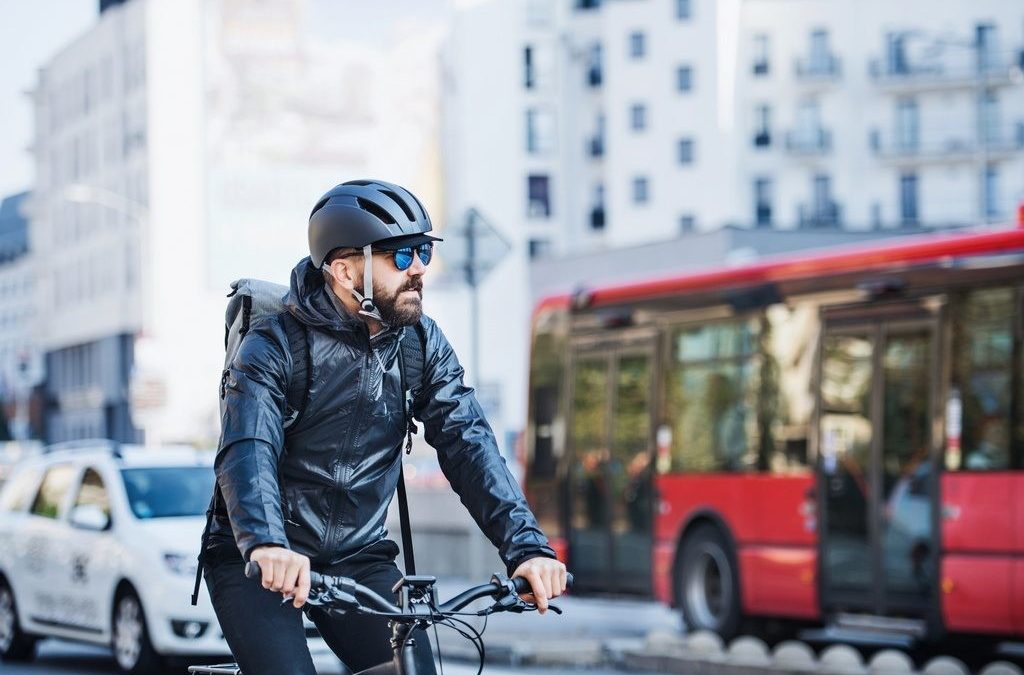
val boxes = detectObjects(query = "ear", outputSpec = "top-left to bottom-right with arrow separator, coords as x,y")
326,257 -> 360,291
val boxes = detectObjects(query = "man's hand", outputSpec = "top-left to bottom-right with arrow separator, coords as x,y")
512,557 -> 567,615
250,545 -> 311,608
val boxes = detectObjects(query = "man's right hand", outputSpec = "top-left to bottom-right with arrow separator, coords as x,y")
249,545 -> 311,608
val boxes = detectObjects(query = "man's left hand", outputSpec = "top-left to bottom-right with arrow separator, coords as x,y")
512,557 -> 567,615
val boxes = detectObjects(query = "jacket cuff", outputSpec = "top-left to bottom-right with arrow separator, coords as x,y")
241,540 -> 289,563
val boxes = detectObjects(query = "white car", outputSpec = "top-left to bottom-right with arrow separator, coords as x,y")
0,440 -> 322,673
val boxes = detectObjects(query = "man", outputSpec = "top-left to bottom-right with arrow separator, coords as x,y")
205,179 -> 566,675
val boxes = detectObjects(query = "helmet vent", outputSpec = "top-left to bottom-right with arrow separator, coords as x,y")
380,190 -> 416,222
357,198 -> 397,225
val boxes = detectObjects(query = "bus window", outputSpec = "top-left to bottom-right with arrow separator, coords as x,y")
762,303 -> 818,473
526,307 -> 569,536
949,287 -> 1015,471
666,319 -> 760,472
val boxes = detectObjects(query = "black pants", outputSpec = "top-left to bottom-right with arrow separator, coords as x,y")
205,542 -> 435,675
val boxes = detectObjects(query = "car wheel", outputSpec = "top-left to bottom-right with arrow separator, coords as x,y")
0,577 -> 37,662
112,588 -> 164,674
678,523 -> 742,639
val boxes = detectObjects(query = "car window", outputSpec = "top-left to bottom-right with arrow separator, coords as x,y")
73,468 -> 112,522
29,464 -> 77,519
0,466 -> 42,513
121,467 -> 214,519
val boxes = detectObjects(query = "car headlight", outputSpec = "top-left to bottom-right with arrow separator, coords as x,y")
163,553 -> 199,577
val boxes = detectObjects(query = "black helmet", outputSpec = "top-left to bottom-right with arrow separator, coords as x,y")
308,179 -> 440,267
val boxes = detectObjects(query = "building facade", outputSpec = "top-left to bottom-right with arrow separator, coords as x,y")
447,0 -> 1024,259
29,0 -> 444,445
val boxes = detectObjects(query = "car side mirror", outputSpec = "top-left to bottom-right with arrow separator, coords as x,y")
70,504 -> 111,531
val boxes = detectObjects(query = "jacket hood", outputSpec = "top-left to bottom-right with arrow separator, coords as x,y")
285,256 -> 365,333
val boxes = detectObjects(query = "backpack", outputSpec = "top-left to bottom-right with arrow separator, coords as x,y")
191,278 -> 425,606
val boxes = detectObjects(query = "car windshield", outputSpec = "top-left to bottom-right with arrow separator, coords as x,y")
120,467 -> 214,519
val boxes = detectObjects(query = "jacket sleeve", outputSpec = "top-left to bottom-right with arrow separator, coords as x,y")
216,321 -> 291,561
413,318 -> 557,575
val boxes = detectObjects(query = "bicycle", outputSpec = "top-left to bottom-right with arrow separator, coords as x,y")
188,562 -> 573,675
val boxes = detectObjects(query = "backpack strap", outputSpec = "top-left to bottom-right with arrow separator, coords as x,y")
279,311 -> 311,430
395,322 -> 427,574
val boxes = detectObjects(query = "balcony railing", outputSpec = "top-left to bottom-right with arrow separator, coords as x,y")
795,54 -> 841,81
869,54 -> 1022,90
870,122 -> 1024,162
798,201 -> 842,229
753,130 -> 771,148
590,206 -> 605,230
785,128 -> 832,155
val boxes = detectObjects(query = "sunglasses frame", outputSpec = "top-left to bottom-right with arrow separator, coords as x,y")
389,243 -> 433,271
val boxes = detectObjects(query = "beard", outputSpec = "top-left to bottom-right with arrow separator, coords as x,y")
359,277 -> 423,326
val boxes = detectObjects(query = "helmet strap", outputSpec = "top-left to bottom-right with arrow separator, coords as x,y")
351,245 -> 385,323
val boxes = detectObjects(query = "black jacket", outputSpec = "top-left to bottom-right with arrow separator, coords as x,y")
208,257 -> 556,575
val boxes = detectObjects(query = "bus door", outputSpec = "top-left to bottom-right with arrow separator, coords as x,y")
567,339 -> 656,594
818,310 -> 939,620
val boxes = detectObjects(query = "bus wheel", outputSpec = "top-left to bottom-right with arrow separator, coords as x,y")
678,523 -> 741,639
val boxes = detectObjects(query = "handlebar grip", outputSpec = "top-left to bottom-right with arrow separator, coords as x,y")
511,572 -> 574,594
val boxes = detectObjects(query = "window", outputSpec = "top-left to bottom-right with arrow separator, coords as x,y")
753,34 -> 769,76
948,288 -> 1017,471
978,90 -> 1000,145
754,104 -> 771,147
629,32 -> 645,59
30,464 -> 76,519
587,43 -> 603,87
525,108 -> 554,154
630,103 -> 647,131
632,176 -> 649,204
886,32 -> 909,75
976,23 -> 999,72
523,45 -> 535,89
900,172 -> 918,225
677,138 -> 695,164
809,29 -> 830,72
666,320 -> 760,472
754,177 -> 772,227
0,467 -> 41,513
121,467 -> 214,519
675,0 -> 691,20
528,238 -> 553,259
527,174 -> 551,218
679,214 -> 696,232
983,165 -> 999,219
590,184 -> 605,231
72,468 -> 111,525
896,97 -> 919,151
576,0 -> 601,8
676,65 -> 693,92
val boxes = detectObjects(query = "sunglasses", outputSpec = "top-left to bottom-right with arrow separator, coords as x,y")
386,243 -> 433,271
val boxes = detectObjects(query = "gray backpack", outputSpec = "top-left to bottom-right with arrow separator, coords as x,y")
192,278 -> 425,606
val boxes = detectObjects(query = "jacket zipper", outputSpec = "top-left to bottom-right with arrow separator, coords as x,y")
322,348 -> 371,561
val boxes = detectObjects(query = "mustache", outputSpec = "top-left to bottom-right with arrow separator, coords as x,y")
401,280 -> 423,293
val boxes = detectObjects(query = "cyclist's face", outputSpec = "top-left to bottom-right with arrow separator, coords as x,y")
356,249 -> 427,326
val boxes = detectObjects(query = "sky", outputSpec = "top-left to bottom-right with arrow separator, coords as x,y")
0,0 -> 95,198
0,0 -> 449,200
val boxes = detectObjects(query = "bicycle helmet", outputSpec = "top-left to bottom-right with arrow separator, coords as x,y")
309,179 -> 441,321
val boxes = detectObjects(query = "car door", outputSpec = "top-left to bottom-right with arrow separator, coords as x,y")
21,462 -> 79,630
65,465 -> 119,635
0,464 -> 44,619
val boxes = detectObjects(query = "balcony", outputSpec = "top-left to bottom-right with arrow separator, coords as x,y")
755,205 -> 772,228
870,122 -> 1024,164
589,206 -> 605,230
869,54 -> 1023,92
785,128 -> 832,156
753,130 -> 771,148
795,55 -> 841,84
587,135 -> 604,158
798,201 -> 842,229
587,65 -> 603,88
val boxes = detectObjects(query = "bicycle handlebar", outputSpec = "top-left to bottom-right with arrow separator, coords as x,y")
244,561 -> 573,617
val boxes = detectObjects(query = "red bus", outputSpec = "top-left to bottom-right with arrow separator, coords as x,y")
523,224 -> 1024,643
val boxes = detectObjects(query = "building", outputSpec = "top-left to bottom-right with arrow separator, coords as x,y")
447,0 -> 1024,258
0,192 -> 41,440
28,0 -> 444,445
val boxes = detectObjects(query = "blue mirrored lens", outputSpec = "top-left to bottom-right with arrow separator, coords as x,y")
416,243 -> 433,266
393,249 -> 414,270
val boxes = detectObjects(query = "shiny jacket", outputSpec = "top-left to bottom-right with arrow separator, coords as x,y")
207,257 -> 555,574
